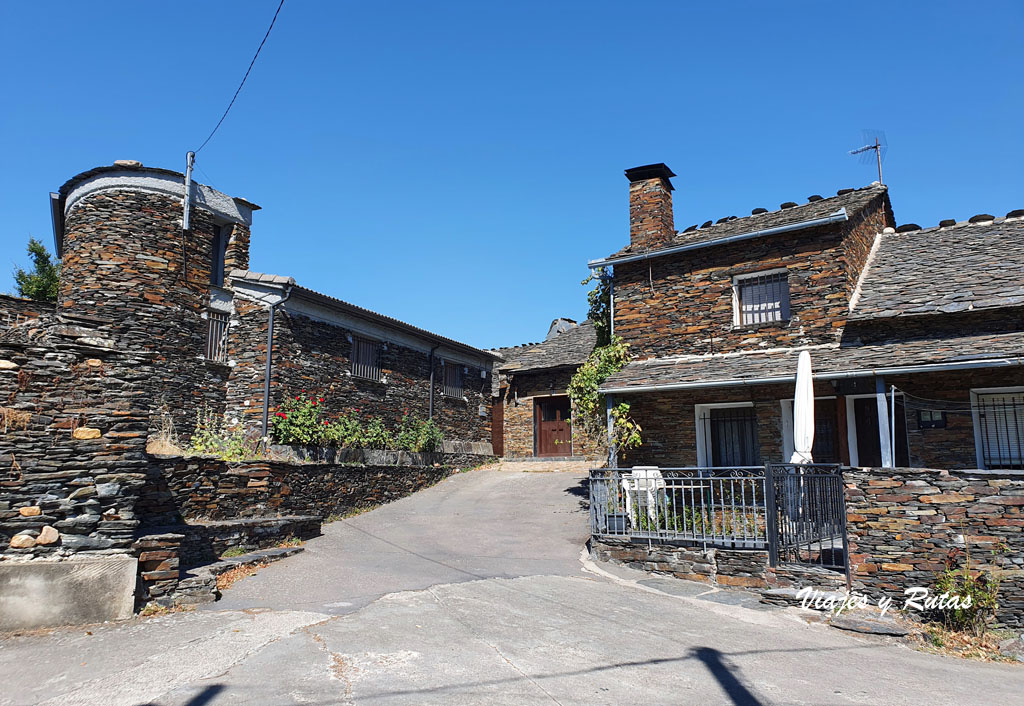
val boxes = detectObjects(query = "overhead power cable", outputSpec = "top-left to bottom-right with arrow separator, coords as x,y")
194,0 -> 286,154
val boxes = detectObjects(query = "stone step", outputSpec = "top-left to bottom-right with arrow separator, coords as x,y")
173,546 -> 305,606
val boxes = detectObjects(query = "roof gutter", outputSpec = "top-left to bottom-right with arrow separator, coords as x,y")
587,208 -> 849,269
598,356 -> 1024,394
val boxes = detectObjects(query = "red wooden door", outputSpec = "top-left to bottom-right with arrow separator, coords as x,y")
536,397 -> 572,457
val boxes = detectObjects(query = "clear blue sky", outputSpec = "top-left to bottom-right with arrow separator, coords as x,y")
1,2 -> 1021,349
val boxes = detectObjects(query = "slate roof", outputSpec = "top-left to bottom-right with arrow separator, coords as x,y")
599,330 -> 1024,393
600,183 -> 890,261
229,270 -> 500,361
494,321 -> 597,373
850,216 -> 1024,320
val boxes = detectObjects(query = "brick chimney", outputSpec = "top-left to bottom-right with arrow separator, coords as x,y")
626,163 -> 676,251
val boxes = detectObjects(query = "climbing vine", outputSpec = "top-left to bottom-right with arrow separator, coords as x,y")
582,268 -> 612,348
567,336 -> 642,456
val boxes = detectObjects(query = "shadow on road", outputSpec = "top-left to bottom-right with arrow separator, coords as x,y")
139,683 -> 224,706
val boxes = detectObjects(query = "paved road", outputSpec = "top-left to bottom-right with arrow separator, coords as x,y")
2,463 -> 1022,705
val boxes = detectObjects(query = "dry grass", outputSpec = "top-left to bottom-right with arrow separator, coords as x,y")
216,562 -> 269,591
0,407 -> 31,433
276,536 -> 304,548
139,603 -> 196,618
913,625 -> 1021,663
146,437 -> 186,456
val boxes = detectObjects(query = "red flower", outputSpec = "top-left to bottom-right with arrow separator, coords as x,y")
319,398 -> 324,403
354,408 -> 360,413
295,395 -> 300,400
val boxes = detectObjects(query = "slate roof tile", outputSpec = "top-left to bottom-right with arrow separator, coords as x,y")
600,330 -> 1024,392
851,216 -> 1024,320
603,183 -> 889,260
494,321 -> 596,373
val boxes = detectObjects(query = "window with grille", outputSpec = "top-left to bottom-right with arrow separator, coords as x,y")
351,337 -> 383,381
974,392 -> 1024,469
698,405 -> 760,467
443,363 -> 464,399
205,310 -> 229,362
734,271 -> 790,325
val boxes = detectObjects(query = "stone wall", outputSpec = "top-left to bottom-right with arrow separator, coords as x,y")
140,456 -> 456,524
226,306 -> 493,445
590,539 -> 772,588
57,188 -> 241,440
613,194 -> 890,360
845,466 -> 1024,627
620,382 -> 811,467
498,368 -> 606,460
0,314 -> 152,559
0,295 -> 50,328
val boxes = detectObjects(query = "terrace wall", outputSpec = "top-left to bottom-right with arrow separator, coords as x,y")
845,466 -> 1024,627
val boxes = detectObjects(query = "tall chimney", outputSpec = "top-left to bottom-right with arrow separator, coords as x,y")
625,163 -> 676,251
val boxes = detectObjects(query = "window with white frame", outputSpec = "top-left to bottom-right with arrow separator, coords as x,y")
734,270 -> 790,326
695,403 -> 760,467
973,390 -> 1024,469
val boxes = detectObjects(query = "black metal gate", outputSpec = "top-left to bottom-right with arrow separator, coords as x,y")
765,463 -> 850,586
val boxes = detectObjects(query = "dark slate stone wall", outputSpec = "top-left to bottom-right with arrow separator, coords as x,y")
230,307 -> 494,444
498,368 -> 606,460
613,196 -> 890,360
139,457 -> 456,522
56,189 -> 247,440
0,295 -> 50,328
0,315 -> 151,559
590,539 -> 772,588
845,466 -> 1024,627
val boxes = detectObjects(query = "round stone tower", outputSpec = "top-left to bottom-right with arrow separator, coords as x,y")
53,160 -> 259,435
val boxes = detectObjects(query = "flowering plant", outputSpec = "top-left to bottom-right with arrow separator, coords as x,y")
270,391 -> 326,445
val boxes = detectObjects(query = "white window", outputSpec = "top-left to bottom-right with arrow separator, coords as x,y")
733,270 -> 790,326
972,389 -> 1024,469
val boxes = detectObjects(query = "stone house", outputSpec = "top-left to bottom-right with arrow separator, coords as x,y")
47,161 -> 498,449
591,163 -> 1024,471
491,319 -> 602,459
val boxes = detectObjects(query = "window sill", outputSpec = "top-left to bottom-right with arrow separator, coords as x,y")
732,318 -> 791,332
352,375 -> 386,384
204,359 -> 231,369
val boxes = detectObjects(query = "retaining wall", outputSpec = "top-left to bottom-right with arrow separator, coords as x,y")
845,466 -> 1024,627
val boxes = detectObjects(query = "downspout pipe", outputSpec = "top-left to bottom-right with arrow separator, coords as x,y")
261,285 -> 294,440
428,345 -> 440,419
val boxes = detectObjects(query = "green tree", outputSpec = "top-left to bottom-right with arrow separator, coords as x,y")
13,238 -> 59,302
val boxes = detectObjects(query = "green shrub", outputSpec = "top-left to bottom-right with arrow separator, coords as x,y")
188,407 -> 263,461
395,412 -> 444,452
416,418 -> 444,452
324,410 -> 364,448
361,417 -> 393,450
934,549 -> 1001,636
271,392 -> 325,445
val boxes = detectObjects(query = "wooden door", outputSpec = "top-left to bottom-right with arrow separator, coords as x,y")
536,397 -> 572,457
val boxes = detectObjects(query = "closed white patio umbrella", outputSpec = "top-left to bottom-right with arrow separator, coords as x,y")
790,350 -> 814,464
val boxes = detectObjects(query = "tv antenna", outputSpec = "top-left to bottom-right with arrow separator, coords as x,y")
849,130 -> 887,184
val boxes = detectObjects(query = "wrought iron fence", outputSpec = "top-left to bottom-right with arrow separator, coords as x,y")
765,463 -> 848,579
590,464 -> 850,583
589,467 -> 770,548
